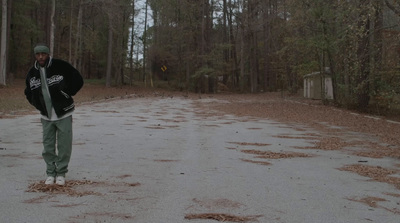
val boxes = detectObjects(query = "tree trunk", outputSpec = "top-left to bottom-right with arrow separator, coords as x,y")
248,0 -> 258,93
228,0 -> 239,88
77,2 -> 83,72
222,0 -> 229,85
143,0 -> 148,85
5,0 -> 10,82
199,0 -> 207,93
68,0 -> 73,63
357,0 -> 371,110
73,0 -> 82,68
371,0 -> 383,94
49,0 -> 55,55
262,0 -> 270,91
106,13 -> 113,88
239,24 -> 245,92
129,0 -> 135,86
239,1 -> 249,92
0,0 -> 7,86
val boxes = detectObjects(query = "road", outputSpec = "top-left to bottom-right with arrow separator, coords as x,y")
0,96 -> 399,223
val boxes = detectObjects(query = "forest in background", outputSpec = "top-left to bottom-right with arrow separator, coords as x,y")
0,0 -> 400,113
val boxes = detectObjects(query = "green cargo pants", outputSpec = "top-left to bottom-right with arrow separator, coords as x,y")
41,116 -> 73,177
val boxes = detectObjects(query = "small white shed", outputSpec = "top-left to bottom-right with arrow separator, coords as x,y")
304,69 -> 333,100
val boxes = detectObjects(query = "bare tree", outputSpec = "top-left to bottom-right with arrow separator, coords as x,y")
143,0 -> 150,86
106,9 -> 113,88
248,0 -> 259,93
228,0 -> 239,88
129,0 -> 135,86
0,0 -> 7,86
73,0 -> 82,68
49,0 -> 55,54
68,0 -> 74,63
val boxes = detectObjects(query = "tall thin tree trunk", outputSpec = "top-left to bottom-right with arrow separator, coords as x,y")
49,0 -> 55,55
222,0 -> 229,85
371,0 -> 383,94
269,0 -> 277,91
5,0 -> 11,83
228,0 -> 238,88
118,8 -> 128,86
77,2 -> 83,72
199,0 -> 207,93
239,25 -> 245,92
69,0 -> 73,63
248,0 -> 258,93
357,0 -> 371,110
0,0 -> 7,86
73,0 -> 82,68
262,0 -> 270,91
143,0 -> 151,86
106,13 -> 113,88
136,40 -> 140,80
129,0 -> 135,86
143,0 -> 147,84
250,31 -> 258,93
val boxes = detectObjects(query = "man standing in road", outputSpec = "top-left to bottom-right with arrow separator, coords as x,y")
24,43 -> 83,185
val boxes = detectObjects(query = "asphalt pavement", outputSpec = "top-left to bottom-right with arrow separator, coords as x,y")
0,96 -> 399,223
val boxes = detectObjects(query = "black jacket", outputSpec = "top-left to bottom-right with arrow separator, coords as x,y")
24,57 -> 84,118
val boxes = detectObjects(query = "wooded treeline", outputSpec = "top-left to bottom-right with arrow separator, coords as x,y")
0,0 -> 400,112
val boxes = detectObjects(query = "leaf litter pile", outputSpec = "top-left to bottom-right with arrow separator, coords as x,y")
347,196 -> 387,208
294,137 -> 347,151
338,164 -> 400,189
185,213 -> 261,222
26,179 -> 140,197
240,158 -> 271,166
346,196 -> 400,215
26,180 -> 101,197
227,141 -> 315,163
241,149 -> 314,159
227,142 -> 271,147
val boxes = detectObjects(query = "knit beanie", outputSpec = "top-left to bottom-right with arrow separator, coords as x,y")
34,44 -> 50,54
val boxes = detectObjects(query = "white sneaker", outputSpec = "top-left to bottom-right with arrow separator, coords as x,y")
45,176 -> 55,185
56,176 -> 65,185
